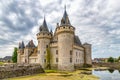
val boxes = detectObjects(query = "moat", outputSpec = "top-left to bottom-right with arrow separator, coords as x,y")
93,69 -> 120,80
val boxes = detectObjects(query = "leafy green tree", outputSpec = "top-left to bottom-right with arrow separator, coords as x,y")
12,47 -> 18,63
45,46 -> 52,69
117,56 -> 120,62
107,57 -> 114,63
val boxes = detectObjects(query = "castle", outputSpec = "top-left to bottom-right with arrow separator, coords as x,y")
17,7 -> 92,71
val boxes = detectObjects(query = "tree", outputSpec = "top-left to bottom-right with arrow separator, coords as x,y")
12,47 -> 18,63
117,56 -> 120,62
45,46 -> 52,69
107,57 -> 114,63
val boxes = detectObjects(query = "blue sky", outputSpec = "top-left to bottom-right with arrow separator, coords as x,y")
0,0 -> 120,58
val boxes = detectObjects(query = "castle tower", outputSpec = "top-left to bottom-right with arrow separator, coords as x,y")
56,7 -> 75,70
36,17 -> 52,68
83,43 -> 92,65
17,41 -> 25,63
25,40 -> 36,63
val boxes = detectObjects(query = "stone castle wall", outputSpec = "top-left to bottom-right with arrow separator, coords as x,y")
83,44 -> 92,65
37,36 -> 51,68
58,32 -> 74,71
0,64 -> 44,79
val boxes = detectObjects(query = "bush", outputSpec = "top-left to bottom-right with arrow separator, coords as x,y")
107,57 -> 114,63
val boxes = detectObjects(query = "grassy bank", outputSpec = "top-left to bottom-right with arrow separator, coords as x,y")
8,69 -> 99,80
0,62 -> 4,65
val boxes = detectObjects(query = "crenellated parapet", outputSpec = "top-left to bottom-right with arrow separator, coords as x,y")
50,42 -> 58,48
36,32 -> 52,39
56,26 -> 75,35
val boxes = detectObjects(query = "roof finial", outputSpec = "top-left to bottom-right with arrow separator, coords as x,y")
64,5 -> 66,11
44,14 -> 45,21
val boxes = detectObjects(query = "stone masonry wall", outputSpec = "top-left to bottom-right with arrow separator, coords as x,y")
0,64 -> 44,79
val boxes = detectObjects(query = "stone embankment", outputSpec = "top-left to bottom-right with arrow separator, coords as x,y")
0,63 -> 44,79
93,62 -> 120,69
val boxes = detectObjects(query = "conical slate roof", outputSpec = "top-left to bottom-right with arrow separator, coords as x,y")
74,36 -> 82,46
39,17 -> 49,32
60,6 -> 71,26
26,40 -> 35,48
19,41 -> 25,49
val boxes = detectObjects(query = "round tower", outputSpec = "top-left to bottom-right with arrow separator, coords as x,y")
37,17 -> 52,68
56,7 -> 75,71
17,41 -> 25,63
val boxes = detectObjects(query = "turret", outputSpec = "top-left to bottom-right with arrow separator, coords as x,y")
36,17 -> 52,68
56,6 -> 75,71
17,41 -> 25,63
24,40 -> 36,63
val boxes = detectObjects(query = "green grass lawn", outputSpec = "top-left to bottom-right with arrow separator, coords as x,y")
0,62 -> 4,65
8,69 -> 99,80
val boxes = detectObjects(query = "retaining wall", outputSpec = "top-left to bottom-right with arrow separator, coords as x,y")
0,64 -> 44,79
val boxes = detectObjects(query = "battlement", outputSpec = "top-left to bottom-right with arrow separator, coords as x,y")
50,42 -> 58,48
56,26 -> 75,35
36,32 -> 52,39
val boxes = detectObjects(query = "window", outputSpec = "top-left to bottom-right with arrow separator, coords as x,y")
56,58 -> 58,62
44,59 -> 46,63
56,50 -> 58,55
70,50 -> 72,55
46,45 -> 48,48
70,58 -> 72,63
76,52 -> 77,56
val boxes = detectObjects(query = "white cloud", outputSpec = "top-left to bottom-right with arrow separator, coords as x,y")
0,0 -> 120,58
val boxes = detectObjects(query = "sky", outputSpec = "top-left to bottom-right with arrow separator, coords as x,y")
0,0 -> 120,58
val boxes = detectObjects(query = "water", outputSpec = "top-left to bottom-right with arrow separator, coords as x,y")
92,69 -> 120,80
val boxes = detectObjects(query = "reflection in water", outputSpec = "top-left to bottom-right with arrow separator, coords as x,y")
108,69 -> 114,73
119,70 -> 120,73
93,69 -> 120,80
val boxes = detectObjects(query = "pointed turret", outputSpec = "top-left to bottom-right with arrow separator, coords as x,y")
60,5 -> 71,26
19,41 -> 25,49
18,42 -> 21,49
26,40 -> 35,48
39,16 -> 49,32
21,41 -> 25,49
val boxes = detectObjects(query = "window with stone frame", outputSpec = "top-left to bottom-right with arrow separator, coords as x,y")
44,59 -> 46,63
76,52 -> 77,56
56,50 -> 58,55
44,51 -> 46,54
46,45 -> 48,48
70,58 -> 72,63
70,50 -> 72,55
56,58 -> 58,62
